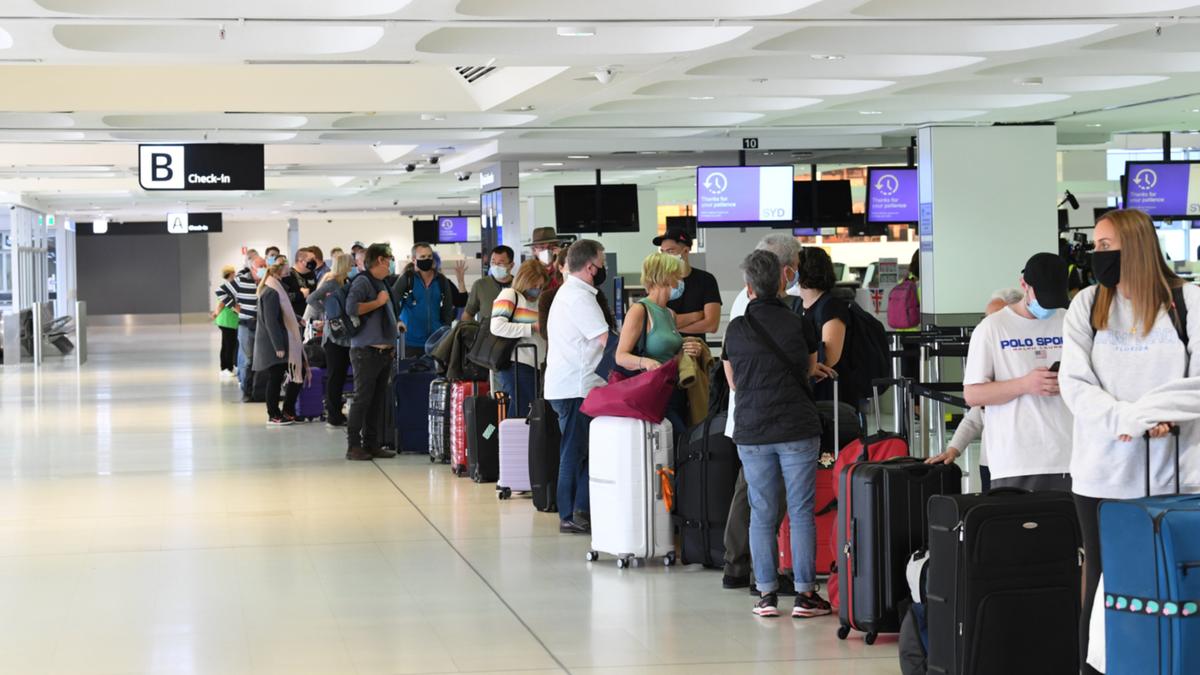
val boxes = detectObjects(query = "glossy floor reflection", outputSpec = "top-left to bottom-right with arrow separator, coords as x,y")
0,325 -> 898,674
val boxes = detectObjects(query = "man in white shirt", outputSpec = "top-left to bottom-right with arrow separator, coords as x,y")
545,239 -> 610,534
963,253 -> 1075,491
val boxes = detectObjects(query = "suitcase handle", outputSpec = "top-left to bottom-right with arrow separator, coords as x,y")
512,342 -> 540,412
1143,425 -> 1182,497
985,487 -> 1031,497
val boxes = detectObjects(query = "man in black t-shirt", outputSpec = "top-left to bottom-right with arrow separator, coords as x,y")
653,228 -> 722,339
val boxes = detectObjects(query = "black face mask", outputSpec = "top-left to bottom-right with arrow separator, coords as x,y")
590,264 -> 607,288
416,258 -> 434,272
1092,250 -> 1121,288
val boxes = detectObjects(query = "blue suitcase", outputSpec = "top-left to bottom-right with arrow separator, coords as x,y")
1100,428 -> 1200,675
392,334 -> 438,454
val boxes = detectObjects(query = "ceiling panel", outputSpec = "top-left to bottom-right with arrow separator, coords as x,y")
635,78 -> 895,97
771,110 -> 983,125
853,0 -> 1200,18
102,113 -> 309,129
454,0 -> 821,19
416,26 -> 751,57
550,112 -> 764,127
591,97 -> 821,113
828,93 -> 1069,111
757,24 -> 1116,54
106,130 -> 300,142
688,55 -> 986,79
35,0 -> 412,18
331,113 -> 538,129
0,112 -> 74,128
979,52 -> 1200,76
898,75 -> 1168,95
519,129 -> 710,139
1085,24 -> 1200,51
53,25 -> 384,55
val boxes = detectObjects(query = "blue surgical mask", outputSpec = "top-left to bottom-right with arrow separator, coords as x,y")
490,265 -> 511,280
388,260 -> 396,275
254,267 -> 266,280
525,287 -> 541,300
669,280 -> 685,302
1028,298 -> 1055,320
348,268 -> 359,280
265,255 -> 277,266
786,267 -> 800,291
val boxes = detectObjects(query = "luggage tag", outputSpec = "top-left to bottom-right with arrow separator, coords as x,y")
483,424 -> 496,440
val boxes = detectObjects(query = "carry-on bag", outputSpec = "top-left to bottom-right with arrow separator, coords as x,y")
836,458 -> 961,645
586,416 -> 676,568
1100,427 -> 1200,675
673,359 -> 737,568
295,365 -> 327,421
527,396 -> 561,512
427,377 -> 452,464
392,333 -> 438,453
497,345 -> 538,499
926,489 -> 1082,674
464,391 -> 505,483
449,380 -> 488,477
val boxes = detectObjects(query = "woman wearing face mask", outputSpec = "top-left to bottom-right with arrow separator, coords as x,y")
254,256 -> 308,426
490,259 -> 551,418
305,253 -> 354,427
614,252 -> 705,441
1060,209 -> 1200,674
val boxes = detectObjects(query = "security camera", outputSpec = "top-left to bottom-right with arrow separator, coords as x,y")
405,164 -> 416,173
392,200 -> 399,206
454,171 -> 472,182
593,68 -> 614,84
429,156 -> 440,166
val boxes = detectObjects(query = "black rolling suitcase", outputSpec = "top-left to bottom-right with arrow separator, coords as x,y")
527,397 -> 560,512
427,378 -> 452,464
392,334 -> 438,453
925,489 -> 1081,675
837,458 -> 961,645
464,393 -> 503,483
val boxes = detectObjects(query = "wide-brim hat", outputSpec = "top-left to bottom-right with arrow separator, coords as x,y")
527,226 -> 562,246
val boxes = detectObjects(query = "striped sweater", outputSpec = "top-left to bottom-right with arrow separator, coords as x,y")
490,288 -> 546,367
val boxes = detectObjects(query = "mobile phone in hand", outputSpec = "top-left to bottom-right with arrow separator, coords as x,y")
1050,361 -> 1061,372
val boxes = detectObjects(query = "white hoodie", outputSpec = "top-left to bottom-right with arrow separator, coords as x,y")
1060,283 -> 1200,499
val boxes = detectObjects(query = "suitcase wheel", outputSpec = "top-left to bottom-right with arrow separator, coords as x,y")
498,487 -> 512,500
616,557 -> 631,570
585,550 -> 599,563
836,625 -> 850,641
663,552 -> 676,567
429,456 -> 437,463
864,632 -> 877,646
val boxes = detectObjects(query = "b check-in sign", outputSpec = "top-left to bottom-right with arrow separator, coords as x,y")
138,144 -> 265,191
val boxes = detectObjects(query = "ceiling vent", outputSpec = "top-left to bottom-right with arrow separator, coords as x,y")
455,66 -> 496,84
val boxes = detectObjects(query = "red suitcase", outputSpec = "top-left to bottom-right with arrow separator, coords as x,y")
450,381 -> 488,477
778,454 -> 837,577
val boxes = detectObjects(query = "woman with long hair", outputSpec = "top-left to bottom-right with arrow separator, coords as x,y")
1060,208 -> 1200,673
254,256 -> 307,426
490,258 -> 550,418
306,253 -> 354,427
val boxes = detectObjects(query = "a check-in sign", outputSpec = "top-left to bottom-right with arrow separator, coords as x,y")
138,144 -> 265,191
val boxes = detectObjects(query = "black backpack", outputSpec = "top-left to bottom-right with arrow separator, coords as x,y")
841,299 -> 891,400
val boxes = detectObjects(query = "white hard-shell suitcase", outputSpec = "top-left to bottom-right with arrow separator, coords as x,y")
497,344 -> 538,499
586,416 -> 676,569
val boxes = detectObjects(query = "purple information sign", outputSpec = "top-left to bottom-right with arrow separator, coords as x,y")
437,216 -> 469,243
1125,162 -> 1200,219
696,166 -> 793,224
866,167 -> 918,223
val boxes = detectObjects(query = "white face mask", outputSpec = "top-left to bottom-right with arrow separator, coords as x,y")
536,249 -> 553,265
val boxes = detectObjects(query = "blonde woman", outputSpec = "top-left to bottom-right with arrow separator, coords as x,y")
491,258 -> 550,417
306,253 -> 354,427
1061,208 -> 1200,673
254,256 -> 306,426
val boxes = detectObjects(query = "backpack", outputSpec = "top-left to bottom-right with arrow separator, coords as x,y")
888,277 -> 920,329
1090,284 -> 1189,344
324,282 -> 362,342
842,300 -> 891,400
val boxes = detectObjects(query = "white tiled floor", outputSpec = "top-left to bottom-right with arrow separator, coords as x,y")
0,325 -> 899,674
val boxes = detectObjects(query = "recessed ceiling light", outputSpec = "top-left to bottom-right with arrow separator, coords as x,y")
1190,108 -> 1200,113
567,155 -> 590,159
557,25 -> 596,37
420,113 -> 446,121
1015,77 -> 1045,86
542,162 -> 564,167
859,110 -> 883,116
504,105 -> 535,113
688,96 -> 715,101
810,54 -> 845,61
639,151 -> 658,155
1086,123 -> 1103,127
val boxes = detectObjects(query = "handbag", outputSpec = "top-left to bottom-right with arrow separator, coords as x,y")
581,358 -> 679,423
465,327 -> 519,371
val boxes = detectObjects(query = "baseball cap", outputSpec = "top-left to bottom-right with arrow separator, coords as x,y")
653,228 -> 693,247
1022,252 -> 1071,310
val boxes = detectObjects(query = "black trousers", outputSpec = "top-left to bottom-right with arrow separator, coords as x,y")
265,363 -> 300,419
1075,493 -> 1102,675
324,342 -> 351,424
348,347 -> 392,450
218,326 -> 238,372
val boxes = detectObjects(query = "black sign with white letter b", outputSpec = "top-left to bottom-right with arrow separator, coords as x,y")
138,144 -> 264,191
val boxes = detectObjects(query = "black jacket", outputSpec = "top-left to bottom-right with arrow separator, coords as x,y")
725,297 -> 822,445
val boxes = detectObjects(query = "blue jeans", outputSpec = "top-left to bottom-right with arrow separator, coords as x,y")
237,323 -> 255,395
738,436 -> 821,594
550,397 -> 590,522
495,363 -> 537,418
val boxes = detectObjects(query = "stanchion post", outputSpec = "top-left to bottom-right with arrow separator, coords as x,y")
74,301 -> 87,366
31,301 -> 43,366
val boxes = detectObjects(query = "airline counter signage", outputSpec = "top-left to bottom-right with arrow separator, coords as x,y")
80,212 -> 224,236
139,144 -> 265,191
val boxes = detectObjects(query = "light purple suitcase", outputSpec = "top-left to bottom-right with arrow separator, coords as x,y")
497,344 -> 538,500
295,366 -> 327,421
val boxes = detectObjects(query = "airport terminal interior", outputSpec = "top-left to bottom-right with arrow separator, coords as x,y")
5,1 -> 1200,674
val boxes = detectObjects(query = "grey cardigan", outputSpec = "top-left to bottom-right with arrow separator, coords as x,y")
253,287 -> 289,371
305,278 -> 351,347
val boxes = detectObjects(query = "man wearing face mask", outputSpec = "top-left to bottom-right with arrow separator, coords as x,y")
464,245 -> 516,334
962,252 -> 1074,492
392,242 -> 458,359
233,250 -> 266,402
654,228 -> 722,340
528,227 -> 564,291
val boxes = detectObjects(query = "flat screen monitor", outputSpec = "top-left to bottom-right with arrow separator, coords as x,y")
553,184 -> 640,233
865,167 -> 918,224
435,215 -> 481,243
696,165 -> 794,226
793,227 -> 820,237
791,179 -> 854,227
1123,161 -> 1200,219
412,219 -> 438,243
664,215 -> 697,241
1094,207 -> 1114,222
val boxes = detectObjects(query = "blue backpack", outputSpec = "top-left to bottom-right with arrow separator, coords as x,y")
324,283 -> 359,342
